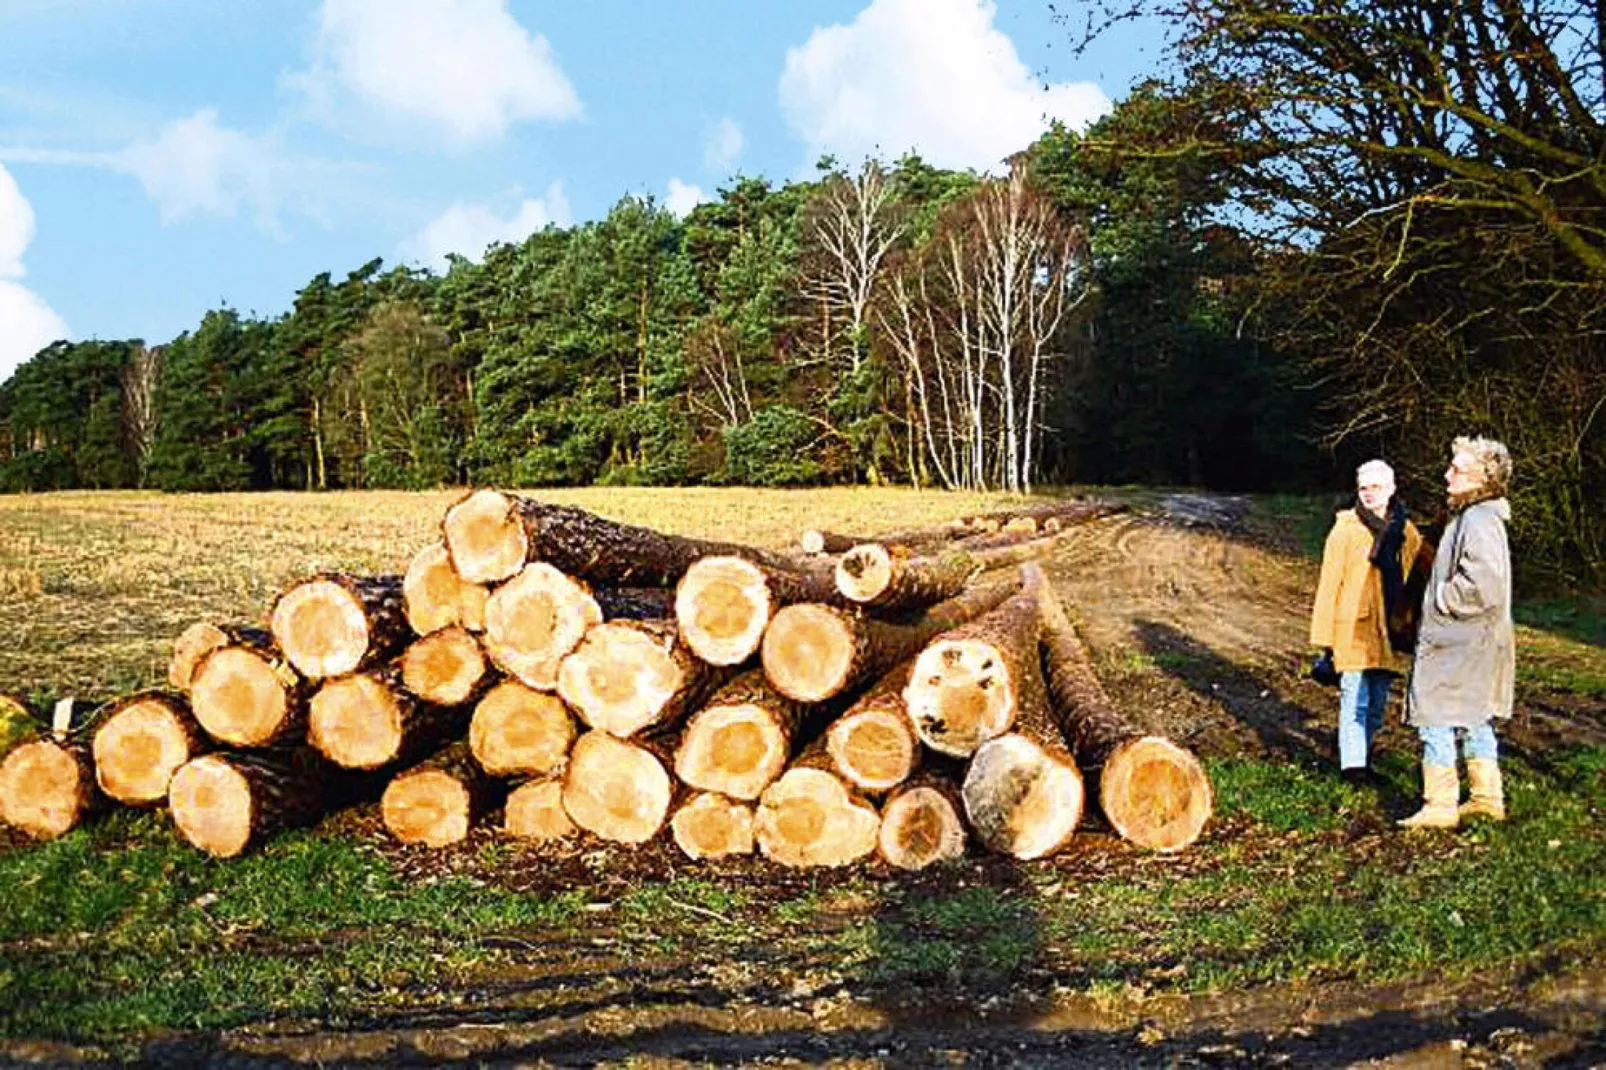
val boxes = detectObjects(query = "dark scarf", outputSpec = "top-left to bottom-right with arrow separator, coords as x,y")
1358,497 -> 1407,624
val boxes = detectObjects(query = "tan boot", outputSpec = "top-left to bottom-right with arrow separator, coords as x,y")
1460,757 -> 1505,821
1398,764 -> 1460,829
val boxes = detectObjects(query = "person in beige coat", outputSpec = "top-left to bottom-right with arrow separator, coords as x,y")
1310,460 -> 1425,783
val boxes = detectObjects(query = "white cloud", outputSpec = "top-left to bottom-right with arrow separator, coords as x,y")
779,0 -> 1111,173
0,164 -> 68,381
288,0 -> 581,145
111,110 -> 287,233
402,182 -> 570,269
704,117 -> 744,174
665,178 -> 706,219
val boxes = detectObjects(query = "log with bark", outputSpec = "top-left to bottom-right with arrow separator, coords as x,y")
823,661 -> 920,794
188,640 -> 309,748
91,691 -> 207,805
168,622 -> 272,691
760,576 -> 1019,704
674,555 -> 840,666
560,730 -> 677,844
403,542 -> 489,635
673,670 -> 811,801
1037,580 -> 1211,852
503,776 -> 575,842
271,574 -> 409,680
834,535 -> 1069,612
400,625 -> 490,707
168,749 -> 326,858
481,562 -> 602,690
753,737 -> 880,868
380,740 -> 500,848
799,521 -> 965,557
593,585 -> 677,622
670,791 -> 755,860
878,774 -> 968,871
961,731 -> 1084,861
557,619 -> 730,738
308,668 -> 464,771
0,731 -> 100,840
468,680 -> 577,778
443,489 -> 802,586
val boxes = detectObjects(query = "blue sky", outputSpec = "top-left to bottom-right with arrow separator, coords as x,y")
0,0 -> 1166,380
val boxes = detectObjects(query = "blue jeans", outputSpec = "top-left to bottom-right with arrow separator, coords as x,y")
1417,722 -> 1499,767
1338,670 -> 1393,769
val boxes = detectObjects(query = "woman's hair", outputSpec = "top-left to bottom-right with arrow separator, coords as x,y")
1452,436 -> 1513,497
1355,459 -> 1395,493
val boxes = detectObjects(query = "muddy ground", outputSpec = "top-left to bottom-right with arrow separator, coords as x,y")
3,496 -> 1603,1068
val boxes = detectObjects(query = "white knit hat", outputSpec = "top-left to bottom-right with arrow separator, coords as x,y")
1355,459 -> 1395,493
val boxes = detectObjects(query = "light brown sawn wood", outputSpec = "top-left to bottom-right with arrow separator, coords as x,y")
403,542 -> 489,635
673,669 -> 811,801
754,736 -> 880,868
481,562 -> 602,690
168,622 -> 272,691
503,777 -> 575,841
271,573 -> 409,680
168,750 -> 325,858
400,626 -> 490,707
0,735 -> 100,840
188,640 -> 309,748
670,791 -> 755,860
308,667 -> 464,771
824,661 -> 920,793
674,555 -> 841,666
91,691 -> 207,805
380,741 -> 500,848
878,774 -> 968,871
558,618 -> 730,738
561,730 -> 676,844
469,680 -> 577,778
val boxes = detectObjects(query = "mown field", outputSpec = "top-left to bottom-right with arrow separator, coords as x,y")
1,488 -> 1603,1066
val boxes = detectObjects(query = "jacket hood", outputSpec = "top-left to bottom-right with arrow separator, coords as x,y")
1473,497 -> 1512,522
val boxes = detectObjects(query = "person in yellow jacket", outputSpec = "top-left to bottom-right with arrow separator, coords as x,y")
1309,459 -> 1425,783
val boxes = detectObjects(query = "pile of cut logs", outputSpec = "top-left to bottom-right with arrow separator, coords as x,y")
0,491 -> 1212,869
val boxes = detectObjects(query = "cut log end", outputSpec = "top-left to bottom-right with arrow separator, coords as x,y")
0,740 -> 89,840
799,530 -> 828,555
674,704 -> 787,801
557,622 -> 684,737
92,697 -> 196,804
561,732 -> 672,844
827,709 -> 917,792
504,779 -> 575,841
879,786 -> 966,870
755,768 -> 880,868
675,557 -> 772,666
190,647 -> 294,747
404,543 -> 487,635
469,681 -> 576,777
1101,736 -> 1213,852
483,562 -> 601,690
402,626 -> 487,706
905,639 -> 1017,757
671,792 -> 755,859
443,488 -> 528,585
168,756 -> 254,857
272,579 -> 370,679
834,543 -> 894,603
962,734 -> 1084,860
382,770 -> 472,848
761,604 -> 855,703
309,675 -> 404,770
169,622 -> 230,691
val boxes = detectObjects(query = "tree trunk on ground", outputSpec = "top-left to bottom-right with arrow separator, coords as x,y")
670,791 -> 755,859
481,562 -> 602,690
878,774 -> 968,870
673,670 -> 813,801
960,499 -> 1117,531
400,626 -> 490,707
168,622 -> 272,692
1037,579 -> 1212,852
403,543 -> 488,636
754,737 -> 880,867
503,777 -> 575,841
168,750 -> 326,858
91,691 -> 207,805
834,534 -> 1071,612
560,730 -> 677,844
188,640 -> 309,748
0,735 -> 100,840
469,680 -> 577,777
761,576 -> 1019,703
308,667 -> 464,771
824,661 -> 920,793
380,740 -> 500,848
557,619 -> 731,738
799,522 -> 965,556
271,573 -> 409,680
675,555 -> 841,666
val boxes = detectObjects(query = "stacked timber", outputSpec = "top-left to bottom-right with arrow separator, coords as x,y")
0,489 -> 1207,870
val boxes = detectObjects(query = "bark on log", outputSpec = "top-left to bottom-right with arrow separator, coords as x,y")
189,641 -> 309,748
761,576 -> 1020,703
561,730 -> 677,844
91,691 -> 207,805
675,555 -> 841,666
835,535 -> 1070,612
593,586 -> 677,622
754,741 -> 880,868
403,542 -> 489,635
961,732 -> 1084,860
673,670 -> 812,801
400,626 -> 490,707
799,523 -> 964,557
469,680 -> 577,778
670,791 -> 755,860
308,668 -> 464,771
0,735 -> 100,840
271,573 -> 409,680
557,619 -> 731,738
168,750 -> 326,858
481,562 -> 602,690
503,777 -> 575,841
443,489 -> 801,586
1037,580 -> 1211,852
904,569 -> 1049,757
960,499 -> 1117,530
878,774 -> 968,871
824,661 -> 920,794
168,622 -> 272,692
381,740 -> 501,848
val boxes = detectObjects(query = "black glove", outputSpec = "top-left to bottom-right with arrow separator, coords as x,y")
1309,648 -> 1340,687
